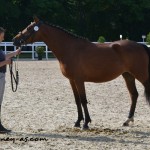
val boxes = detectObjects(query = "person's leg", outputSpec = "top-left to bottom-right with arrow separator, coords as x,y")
0,73 -> 11,133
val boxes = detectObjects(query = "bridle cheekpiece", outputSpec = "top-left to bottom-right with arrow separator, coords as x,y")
19,21 -> 43,45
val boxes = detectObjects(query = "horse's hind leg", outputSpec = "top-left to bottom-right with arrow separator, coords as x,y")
143,80 -> 150,105
69,80 -> 84,127
122,72 -> 139,126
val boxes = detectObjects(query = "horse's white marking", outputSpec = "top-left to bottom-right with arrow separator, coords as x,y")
124,117 -> 134,126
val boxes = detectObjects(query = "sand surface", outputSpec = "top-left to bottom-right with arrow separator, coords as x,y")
0,60 -> 150,150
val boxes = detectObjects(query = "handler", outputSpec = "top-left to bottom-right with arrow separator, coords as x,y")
0,27 -> 21,133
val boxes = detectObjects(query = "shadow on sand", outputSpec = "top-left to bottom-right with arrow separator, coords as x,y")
5,127 -> 150,145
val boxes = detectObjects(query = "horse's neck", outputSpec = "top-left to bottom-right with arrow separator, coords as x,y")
40,25 -> 87,61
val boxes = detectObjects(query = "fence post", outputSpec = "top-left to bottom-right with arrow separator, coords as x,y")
46,46 -> 48,60
32,44 -> 34,60
4,42 -> 7,54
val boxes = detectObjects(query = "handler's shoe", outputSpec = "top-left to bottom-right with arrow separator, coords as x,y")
0,123 -> 11,134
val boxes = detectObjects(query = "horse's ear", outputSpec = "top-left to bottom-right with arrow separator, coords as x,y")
33,15 -> 39,23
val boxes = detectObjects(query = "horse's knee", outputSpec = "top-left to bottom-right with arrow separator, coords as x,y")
131,91 -> 138,100
78,94 -> 87,105
81,98 -> 88,105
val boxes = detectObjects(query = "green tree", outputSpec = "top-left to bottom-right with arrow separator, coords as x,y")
0,0 -> 150,41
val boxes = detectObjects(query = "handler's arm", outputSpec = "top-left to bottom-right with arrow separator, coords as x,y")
0,59 -> 11,67
5,48 -> 21,59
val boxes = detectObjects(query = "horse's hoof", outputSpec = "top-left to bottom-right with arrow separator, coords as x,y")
123,122 -> 129,126
82,124 -> 89,130
123,118 -> 134,126
74,125 -> 81,128
74,122 -> 81,128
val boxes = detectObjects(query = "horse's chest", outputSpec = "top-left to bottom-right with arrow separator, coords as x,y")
59,63 -> 73,79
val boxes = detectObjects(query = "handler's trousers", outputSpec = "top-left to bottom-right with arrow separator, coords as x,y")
0,73 -> 5,106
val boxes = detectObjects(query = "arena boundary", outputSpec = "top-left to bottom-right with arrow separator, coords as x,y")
0,42 -> 149,60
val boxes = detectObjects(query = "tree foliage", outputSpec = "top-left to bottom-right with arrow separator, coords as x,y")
0,0 -> 150,41
146,32 -> 150,44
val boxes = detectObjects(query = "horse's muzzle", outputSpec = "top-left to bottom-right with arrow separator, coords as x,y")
12,38 -> 22,47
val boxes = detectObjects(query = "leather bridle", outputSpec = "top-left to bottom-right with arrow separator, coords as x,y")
18,21 -> 43,45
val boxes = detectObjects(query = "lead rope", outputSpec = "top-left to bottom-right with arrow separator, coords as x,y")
9,51 -> 20,92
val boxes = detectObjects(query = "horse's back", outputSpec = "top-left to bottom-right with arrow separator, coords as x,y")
78,40 -> 149,82
95,40 -> 148,69
112,40 -> 148,68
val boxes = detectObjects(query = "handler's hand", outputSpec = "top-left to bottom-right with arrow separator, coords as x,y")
15,48 -> 21,55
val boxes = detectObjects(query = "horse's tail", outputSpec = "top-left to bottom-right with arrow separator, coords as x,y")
141,44 -> 150,105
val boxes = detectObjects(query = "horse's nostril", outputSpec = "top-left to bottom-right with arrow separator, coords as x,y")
20,39 -> 24,44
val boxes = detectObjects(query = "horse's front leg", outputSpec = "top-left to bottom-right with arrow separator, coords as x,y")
74,80 -> 91,129
69,80 -> 84,127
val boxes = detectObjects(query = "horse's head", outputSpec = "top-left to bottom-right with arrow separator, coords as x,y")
13,16 -> 43,46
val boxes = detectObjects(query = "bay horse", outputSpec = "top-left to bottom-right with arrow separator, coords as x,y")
12,16 -> 150,129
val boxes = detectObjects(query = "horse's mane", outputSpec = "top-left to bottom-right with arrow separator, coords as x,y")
44,22 -> 89,41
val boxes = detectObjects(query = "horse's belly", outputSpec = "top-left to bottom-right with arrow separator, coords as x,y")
85,73 -> 121,83
83,65 -> 125,83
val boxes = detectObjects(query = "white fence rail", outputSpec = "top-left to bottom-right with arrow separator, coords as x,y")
0,42 -> 150,60
0,42 -> 51,60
